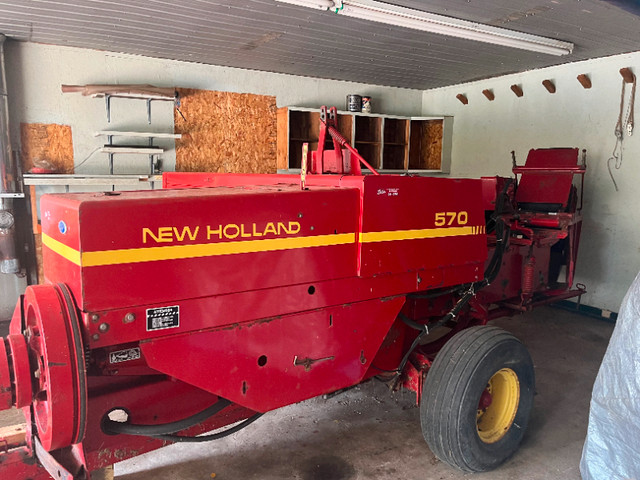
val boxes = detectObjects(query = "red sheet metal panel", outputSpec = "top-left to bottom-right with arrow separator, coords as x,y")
0,448 -> 52,480
163,172 -> 294,189
40,195 -> 83,305
358,175 -> 487,286
162,171 -> 367,191
171,174 -> 488,286
140,296 -> 405,412
40,185 -> 360,311
82,272 -> 420,349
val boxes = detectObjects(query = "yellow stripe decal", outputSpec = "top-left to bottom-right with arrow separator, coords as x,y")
42,233 -> 82,266
82,233 -> 356,267
361,226 -> 481,243
43,225 -> 485,268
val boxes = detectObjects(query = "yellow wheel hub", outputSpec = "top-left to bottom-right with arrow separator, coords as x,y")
476,368 -> 520,444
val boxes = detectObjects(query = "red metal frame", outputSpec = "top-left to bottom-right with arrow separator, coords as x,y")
0,109 -> 587,479
310,106 -> 379,176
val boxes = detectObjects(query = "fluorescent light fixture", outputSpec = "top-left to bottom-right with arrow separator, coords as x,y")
276,0 -> 574,56
278,0 -> 335,9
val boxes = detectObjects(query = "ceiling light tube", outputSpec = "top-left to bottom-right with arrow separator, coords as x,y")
276,0 -> 574,56
277,0 -> 336,10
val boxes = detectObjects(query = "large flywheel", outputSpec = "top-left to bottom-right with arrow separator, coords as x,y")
0,283 -> 87,452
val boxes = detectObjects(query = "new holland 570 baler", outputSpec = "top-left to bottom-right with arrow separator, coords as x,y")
0,107 -> 586,478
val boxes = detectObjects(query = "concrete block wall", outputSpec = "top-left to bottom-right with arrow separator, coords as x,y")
422,51 -> 640,312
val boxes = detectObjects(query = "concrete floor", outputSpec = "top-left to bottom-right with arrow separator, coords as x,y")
0,306 -> 613,480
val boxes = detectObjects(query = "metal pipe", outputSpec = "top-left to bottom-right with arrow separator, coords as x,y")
0,34 -> 17,196
0,198 -> 18,274
0,34 -> 20,274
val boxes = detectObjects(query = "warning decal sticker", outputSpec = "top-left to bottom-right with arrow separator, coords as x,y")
109,347 -> 141,364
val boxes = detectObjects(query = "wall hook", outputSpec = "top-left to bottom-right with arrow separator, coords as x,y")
577,74 -> 592,89
510,85 -> 523,97
542,80 -> 556,94
620,67 -> 635,84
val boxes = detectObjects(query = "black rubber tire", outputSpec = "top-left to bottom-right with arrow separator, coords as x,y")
420,325 -> 535,472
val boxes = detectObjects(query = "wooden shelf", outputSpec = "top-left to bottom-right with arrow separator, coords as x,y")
95,131 -> 182,139
62,84 -> 178,123
101,146 -> 164,155
357,143 -> 382,170
355,116 -> 382,144
23,174 -> 163,186
277,107 -> 452,173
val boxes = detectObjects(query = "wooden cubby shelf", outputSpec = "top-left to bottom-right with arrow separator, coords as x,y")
277,107 -> 452,173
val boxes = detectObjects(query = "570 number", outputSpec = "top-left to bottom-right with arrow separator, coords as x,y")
435,211 -> 468,227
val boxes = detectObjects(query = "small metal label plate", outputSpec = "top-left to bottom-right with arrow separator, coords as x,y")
146,306 -> 180,331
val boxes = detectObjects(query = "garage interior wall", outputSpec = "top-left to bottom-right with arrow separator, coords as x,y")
422,50 -> 640,313
2,41 -> 638,319
0,41 -> 424,321
5,41 -> 424,173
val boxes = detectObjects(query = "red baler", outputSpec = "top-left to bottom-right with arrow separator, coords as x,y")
0,107 -> 586,478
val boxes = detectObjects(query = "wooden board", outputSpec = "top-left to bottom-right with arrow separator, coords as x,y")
409,119 -> 443,170
335,114 -> 354,145
174,89 -> 277,173
0,423 -> 26,447
20,124 -> 78,284
277,107 -> 289,170
28,185 -> 44,284
20,123 -> 74,173
423,120 -> 443,170
34,233 -> 44,284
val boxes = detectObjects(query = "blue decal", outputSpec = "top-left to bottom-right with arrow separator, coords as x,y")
58,221 -> 68,234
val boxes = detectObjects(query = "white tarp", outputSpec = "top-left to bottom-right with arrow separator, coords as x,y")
581,271 -> 640,479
